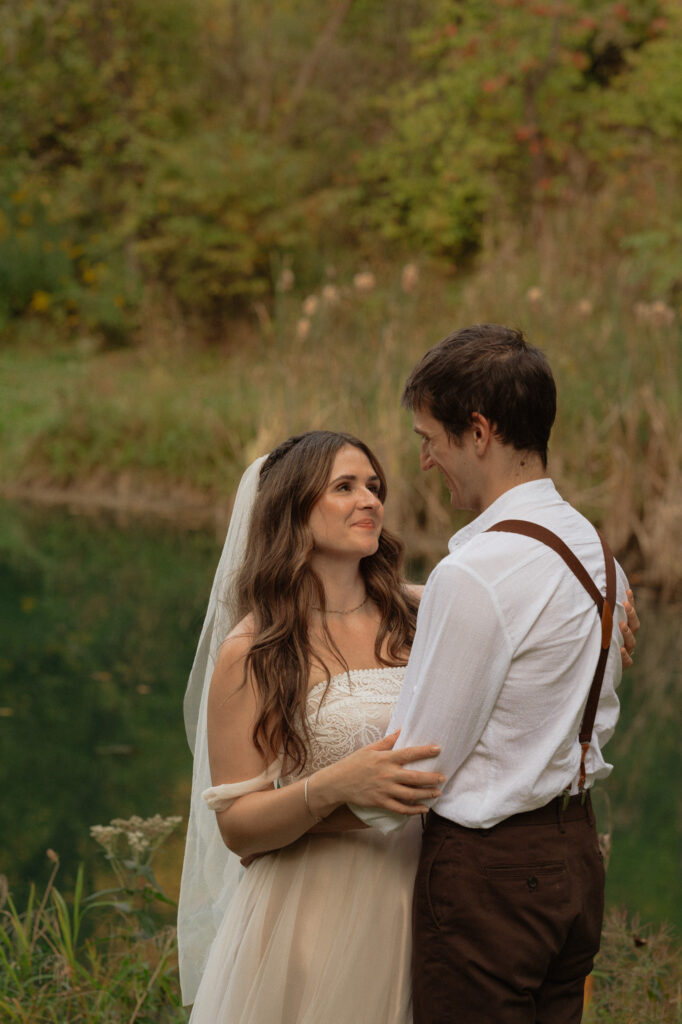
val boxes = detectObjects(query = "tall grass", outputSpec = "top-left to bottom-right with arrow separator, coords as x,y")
0,822 -> 187,1024
586,909 -> 682,1023
2,199 -> 680,589
2,848 -> 679,1022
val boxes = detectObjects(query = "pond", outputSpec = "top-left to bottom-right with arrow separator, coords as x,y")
0,500 -> 680,936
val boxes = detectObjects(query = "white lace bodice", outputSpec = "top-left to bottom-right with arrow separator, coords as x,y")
280,666 -> 406,784
202,666 -> 407,809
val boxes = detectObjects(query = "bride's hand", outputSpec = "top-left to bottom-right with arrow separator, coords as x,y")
619,588 -> 639,670
311,730 -> 445,817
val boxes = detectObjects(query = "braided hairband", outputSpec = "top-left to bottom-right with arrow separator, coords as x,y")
259,433 -> 309,483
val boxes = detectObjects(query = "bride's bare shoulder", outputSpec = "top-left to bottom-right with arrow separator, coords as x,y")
224,613 -> 256,644
211,615 -> 257,700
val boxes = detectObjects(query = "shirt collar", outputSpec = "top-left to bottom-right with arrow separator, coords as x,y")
448,478 -> 561,553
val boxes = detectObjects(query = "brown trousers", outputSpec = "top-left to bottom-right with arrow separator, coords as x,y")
412,795 -> 605,1024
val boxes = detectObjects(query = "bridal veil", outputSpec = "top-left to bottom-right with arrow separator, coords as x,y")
177,455 -> 267,1005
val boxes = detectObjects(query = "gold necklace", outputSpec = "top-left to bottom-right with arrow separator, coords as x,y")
312,596 -> 368,615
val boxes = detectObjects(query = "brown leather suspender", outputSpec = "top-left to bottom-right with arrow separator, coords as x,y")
485,519 -> 617,793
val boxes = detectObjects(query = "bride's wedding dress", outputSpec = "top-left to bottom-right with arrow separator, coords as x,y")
189,665 -> 420,1024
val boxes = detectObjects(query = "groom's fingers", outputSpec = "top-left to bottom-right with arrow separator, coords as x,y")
384,799 -> 431,815
394,744 -> 441,764
395,770 -> 444,786
625,589 -> 640,632
369,730 -> 401,751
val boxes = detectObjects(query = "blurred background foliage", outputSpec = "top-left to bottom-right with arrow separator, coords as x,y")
1,0 -> 681,341
0,0 -> 680,593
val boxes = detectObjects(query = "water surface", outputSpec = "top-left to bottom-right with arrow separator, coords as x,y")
0,501 -> 679,933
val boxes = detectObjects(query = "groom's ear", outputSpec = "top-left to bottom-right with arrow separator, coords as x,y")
469,412 -> 495,451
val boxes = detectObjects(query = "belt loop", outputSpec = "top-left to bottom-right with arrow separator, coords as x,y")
556,796 -> 566,834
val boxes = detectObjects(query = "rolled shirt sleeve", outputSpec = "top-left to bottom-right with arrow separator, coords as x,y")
351,562 -> 513,833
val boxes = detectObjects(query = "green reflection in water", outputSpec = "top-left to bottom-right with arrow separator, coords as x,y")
1,502 -> 680,935
597,602 -> 682,935
0,500 -> 219,901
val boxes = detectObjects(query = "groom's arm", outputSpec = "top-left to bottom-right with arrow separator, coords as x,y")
352,561 -> 512,833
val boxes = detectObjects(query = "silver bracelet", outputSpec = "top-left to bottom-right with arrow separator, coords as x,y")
304,776 -> 323,823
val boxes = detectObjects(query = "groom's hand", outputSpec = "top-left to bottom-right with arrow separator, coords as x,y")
619,588 -> 639,669
319,729 -> 446,816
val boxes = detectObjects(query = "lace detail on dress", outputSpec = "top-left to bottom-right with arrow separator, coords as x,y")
280,666 -> 406,782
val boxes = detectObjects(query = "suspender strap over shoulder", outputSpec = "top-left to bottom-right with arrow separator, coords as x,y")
485,519 -> 617,792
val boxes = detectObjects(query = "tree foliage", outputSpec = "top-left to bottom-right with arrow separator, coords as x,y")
0,0 -> 680,343
357,0 -> 676,256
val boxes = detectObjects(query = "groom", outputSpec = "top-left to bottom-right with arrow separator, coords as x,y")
360,324 -> 630,1023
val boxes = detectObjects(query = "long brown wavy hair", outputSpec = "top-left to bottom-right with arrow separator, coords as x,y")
234,430 -> 419,774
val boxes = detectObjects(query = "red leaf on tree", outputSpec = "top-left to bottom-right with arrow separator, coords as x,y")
650,17 -> 667,34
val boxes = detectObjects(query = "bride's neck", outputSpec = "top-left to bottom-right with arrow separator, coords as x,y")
310,556 -> 366,612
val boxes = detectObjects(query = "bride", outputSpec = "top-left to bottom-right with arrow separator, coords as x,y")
179,430 -> 444,1024
178,430 -> 638,1024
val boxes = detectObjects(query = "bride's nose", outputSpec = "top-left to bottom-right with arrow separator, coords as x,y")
359,487 -> 381,507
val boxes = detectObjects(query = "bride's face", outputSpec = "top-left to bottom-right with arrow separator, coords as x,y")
308,446 -> 384,559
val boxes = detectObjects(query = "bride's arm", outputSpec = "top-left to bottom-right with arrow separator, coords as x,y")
207,634 -> 444,859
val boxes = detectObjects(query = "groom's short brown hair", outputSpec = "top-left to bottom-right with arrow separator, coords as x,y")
402,323 -> 556,467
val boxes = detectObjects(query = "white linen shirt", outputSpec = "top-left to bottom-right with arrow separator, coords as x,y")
355,478 -> 629,833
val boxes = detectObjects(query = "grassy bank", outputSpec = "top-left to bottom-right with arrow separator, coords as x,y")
2,209 -> 680,591
1,836 -> 680,1023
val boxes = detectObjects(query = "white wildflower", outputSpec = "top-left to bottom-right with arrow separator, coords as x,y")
127,831 -> 150,856
401,263 -> 419,294
322,283 -> 340,306
90,825 -> 120,851
650,300 -> 675,326
634,300 -> 675,326
302,294 -> 319,317
353,271 -> 376,293
296,318 -> 311,340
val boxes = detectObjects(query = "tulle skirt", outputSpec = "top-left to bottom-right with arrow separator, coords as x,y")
189,820 -> 421,1024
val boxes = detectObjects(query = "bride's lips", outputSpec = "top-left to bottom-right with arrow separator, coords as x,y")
351,519 -> 377,529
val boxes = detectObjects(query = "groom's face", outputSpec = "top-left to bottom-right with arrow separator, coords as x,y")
412,406 -> 481,512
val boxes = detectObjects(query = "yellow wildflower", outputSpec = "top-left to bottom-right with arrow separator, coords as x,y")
30,292 -> 51,313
